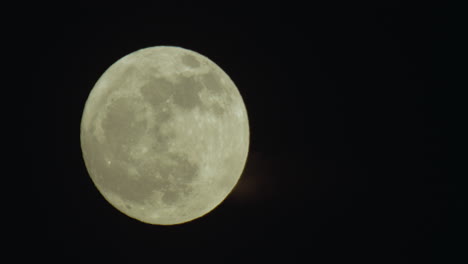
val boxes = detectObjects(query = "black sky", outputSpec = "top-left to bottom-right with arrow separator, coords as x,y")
30,2 -> 460,262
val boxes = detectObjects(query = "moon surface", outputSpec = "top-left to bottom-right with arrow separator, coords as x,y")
80,46 -> 249,225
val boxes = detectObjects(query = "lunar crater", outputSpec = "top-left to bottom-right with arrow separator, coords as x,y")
95,149 -> 199,208
181,54 -> 200,68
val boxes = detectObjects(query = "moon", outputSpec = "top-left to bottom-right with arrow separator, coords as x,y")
80,46 -> 249,225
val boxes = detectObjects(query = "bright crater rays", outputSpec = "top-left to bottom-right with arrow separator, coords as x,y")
80,46 -> 249,225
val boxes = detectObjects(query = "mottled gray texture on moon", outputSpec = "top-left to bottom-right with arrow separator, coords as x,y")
80,46 -> 249,225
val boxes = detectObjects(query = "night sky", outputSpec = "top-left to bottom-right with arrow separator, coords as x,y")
30,2 -> 459,262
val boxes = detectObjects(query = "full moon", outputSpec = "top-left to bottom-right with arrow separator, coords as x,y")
80,46 -> 249,225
